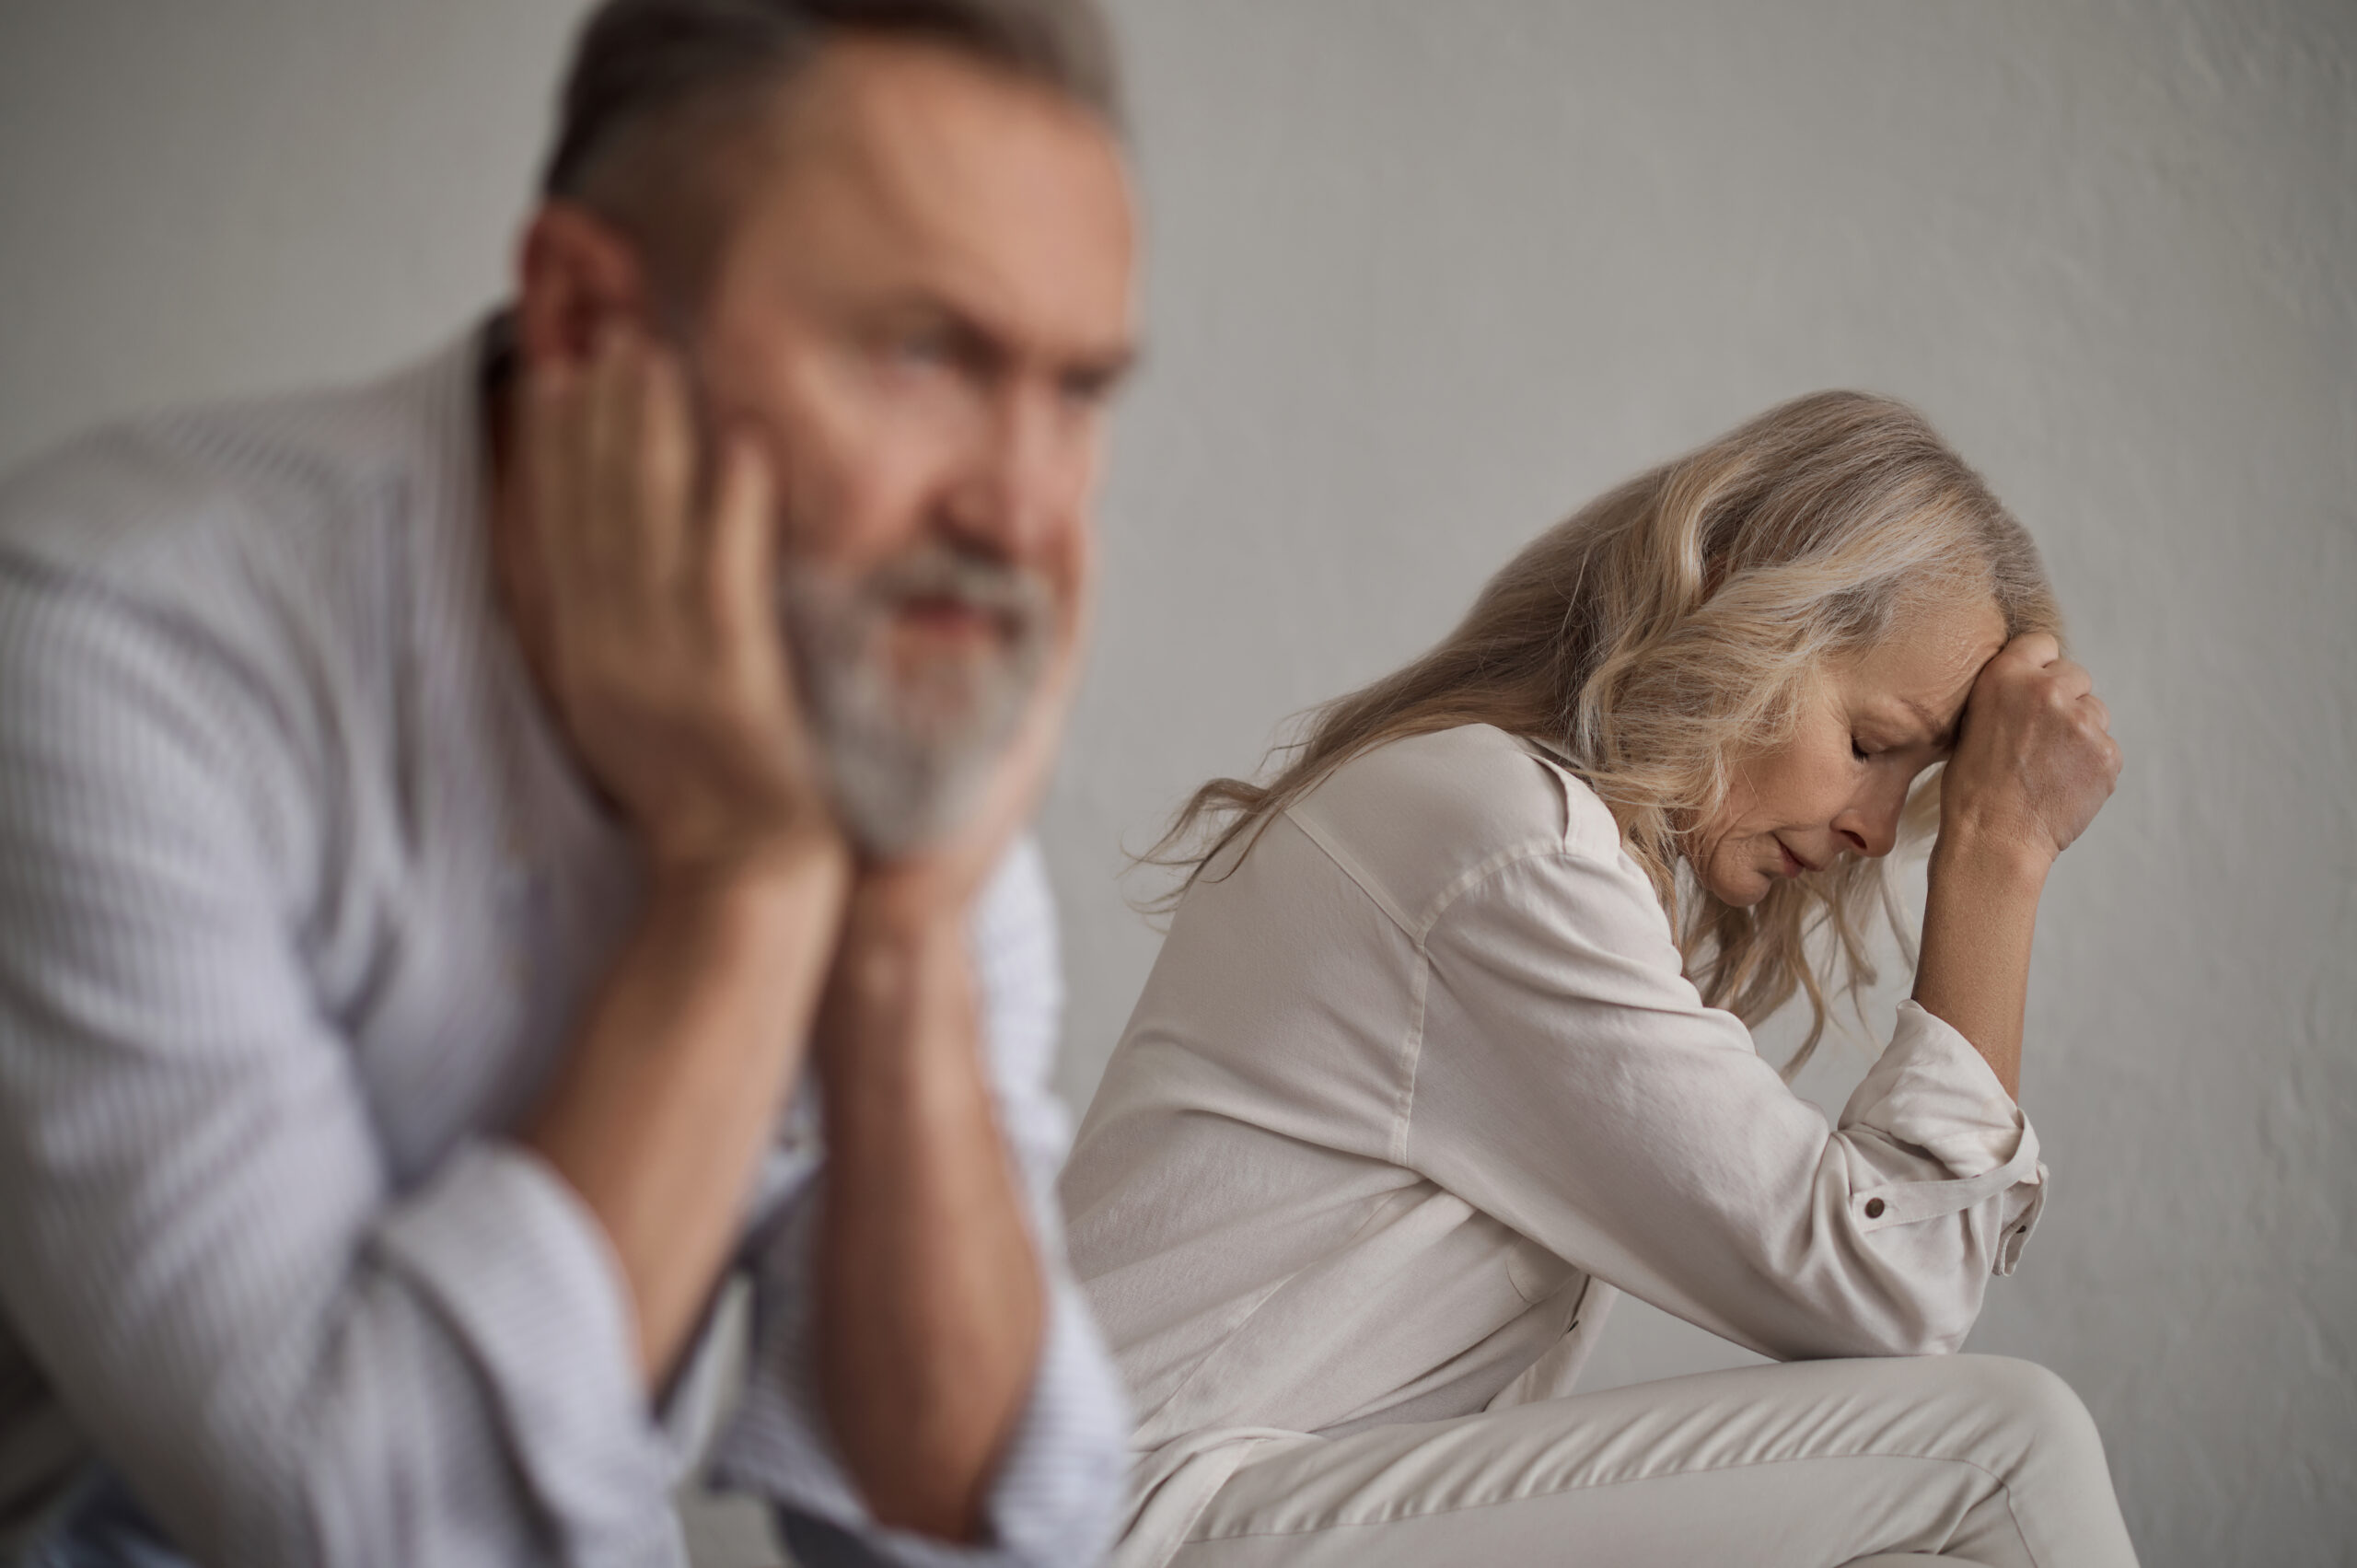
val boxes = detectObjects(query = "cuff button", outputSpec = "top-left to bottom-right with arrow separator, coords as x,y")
1864,1198 -> 1887,1219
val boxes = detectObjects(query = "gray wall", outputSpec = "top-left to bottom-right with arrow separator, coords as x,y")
3,3 -> 2350,1565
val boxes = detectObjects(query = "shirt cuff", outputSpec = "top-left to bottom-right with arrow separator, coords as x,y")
970,1272 -> 1131,1564
1836,1002 -> 2049,1276
371,1140 -> 681,1560
708,1234 -> 1127,1567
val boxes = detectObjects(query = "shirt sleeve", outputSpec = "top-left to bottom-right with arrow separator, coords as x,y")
1407,843 -> 2048,1362
707,838 -> 1131,1567
0,563 -> 683,1568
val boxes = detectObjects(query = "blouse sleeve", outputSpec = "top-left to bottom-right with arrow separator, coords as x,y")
1405,843 -> 2047,1362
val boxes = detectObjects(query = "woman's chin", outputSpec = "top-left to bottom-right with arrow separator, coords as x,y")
1701,867 -> 1775,909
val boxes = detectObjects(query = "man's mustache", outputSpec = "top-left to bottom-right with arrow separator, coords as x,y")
800,546 -> 1054,643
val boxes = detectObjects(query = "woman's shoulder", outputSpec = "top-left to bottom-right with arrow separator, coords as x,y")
1283,724 -> 1626,929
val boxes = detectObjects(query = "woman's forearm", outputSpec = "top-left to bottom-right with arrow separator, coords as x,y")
1910,632 -> 2119,1101
1910,829 -> 2050,1099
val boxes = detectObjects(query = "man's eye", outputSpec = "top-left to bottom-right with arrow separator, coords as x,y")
1059,371 -> 1113,411
885,328 -> 957,372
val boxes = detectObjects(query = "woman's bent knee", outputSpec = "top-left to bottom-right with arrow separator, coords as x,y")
1935,1357 -> 2136,1564
1956,1356 -> 2101,1446
1935,1353 -> 2119,1513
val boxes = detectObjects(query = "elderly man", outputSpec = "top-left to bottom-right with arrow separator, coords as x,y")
0,2 -> 1138,1564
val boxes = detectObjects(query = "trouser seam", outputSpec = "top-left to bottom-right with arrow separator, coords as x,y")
1194,1447 -> 2039,1567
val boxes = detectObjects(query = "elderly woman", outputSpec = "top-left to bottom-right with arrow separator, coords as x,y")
1061,393 -> 2137,1568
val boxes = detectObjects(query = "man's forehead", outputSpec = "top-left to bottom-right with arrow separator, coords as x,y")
741,38 -> 1135,353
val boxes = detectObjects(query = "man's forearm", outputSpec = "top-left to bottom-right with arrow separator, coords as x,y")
814,895 -> 1046,1542
528,840 -> 850,1387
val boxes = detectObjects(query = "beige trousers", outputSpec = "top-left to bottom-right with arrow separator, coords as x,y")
1167,1355 -> 2138,1567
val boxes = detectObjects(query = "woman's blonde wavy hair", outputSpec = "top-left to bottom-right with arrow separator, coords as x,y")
1146,390 -> 2061,1077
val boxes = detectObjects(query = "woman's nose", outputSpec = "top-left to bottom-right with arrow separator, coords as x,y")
1832,798 -> 1901,859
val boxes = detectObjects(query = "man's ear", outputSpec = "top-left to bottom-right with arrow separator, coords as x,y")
515,201 -> 657,371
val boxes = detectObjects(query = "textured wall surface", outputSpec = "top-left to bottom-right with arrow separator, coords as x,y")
2,3 -> 2350,1565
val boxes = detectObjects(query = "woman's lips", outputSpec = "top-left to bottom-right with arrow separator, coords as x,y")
1776,839 -> 1809,877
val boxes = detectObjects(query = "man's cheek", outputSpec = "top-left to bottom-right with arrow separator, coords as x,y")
772,451 -> 891,569
1041,517 -> 1092,608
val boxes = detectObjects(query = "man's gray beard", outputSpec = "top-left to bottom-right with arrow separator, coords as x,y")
777,551 -> 1052,862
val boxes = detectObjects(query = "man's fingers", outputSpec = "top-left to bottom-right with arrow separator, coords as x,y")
583,326 -> 645,590
523,359 -> 588,600
636,343 -> 695,594
708,428 -> 780,645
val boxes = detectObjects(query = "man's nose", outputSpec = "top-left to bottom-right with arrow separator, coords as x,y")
939,388 -> 1068,560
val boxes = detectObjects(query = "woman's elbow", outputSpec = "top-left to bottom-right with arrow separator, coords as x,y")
1762,1249 -> 1991,1359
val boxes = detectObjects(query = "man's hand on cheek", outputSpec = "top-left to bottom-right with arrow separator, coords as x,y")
512,326 -> 867,1388
519,324 -> 846,887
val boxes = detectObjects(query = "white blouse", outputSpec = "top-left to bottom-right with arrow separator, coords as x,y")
1060,723 -> 2047,1564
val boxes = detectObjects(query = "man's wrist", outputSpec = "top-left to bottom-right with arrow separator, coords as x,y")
845,869 -> 970,946
817,887 -> 979,1078
644,828 -> 853,930
830,892 -> 968,1022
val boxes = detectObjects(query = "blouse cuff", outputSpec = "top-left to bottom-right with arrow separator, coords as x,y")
371,1140 -> 679,1557
1837,1002 -> 2049,1276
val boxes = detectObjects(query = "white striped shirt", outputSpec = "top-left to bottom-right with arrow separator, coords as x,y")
0,327 -> 1128,1568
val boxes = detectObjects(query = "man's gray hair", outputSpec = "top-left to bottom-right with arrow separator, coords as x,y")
542,0 -> 1122,209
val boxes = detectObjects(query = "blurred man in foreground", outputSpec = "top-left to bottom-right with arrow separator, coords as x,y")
0,2 -> 1138,1563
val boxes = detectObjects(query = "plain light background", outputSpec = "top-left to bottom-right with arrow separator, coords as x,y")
2,3 -> 2351,1566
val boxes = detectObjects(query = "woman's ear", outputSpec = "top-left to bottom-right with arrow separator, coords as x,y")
514,201 -> 656,372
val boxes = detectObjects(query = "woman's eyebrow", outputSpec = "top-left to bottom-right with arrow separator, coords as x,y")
1899,695 -> 1959,748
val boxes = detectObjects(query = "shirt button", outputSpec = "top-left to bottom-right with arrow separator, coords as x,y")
1864,1198 -> 1887,1219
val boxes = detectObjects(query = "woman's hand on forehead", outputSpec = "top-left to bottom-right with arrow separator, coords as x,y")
1938,633 -> 2121,864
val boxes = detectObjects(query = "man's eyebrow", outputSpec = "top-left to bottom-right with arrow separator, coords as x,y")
870,291 -> 1140,392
